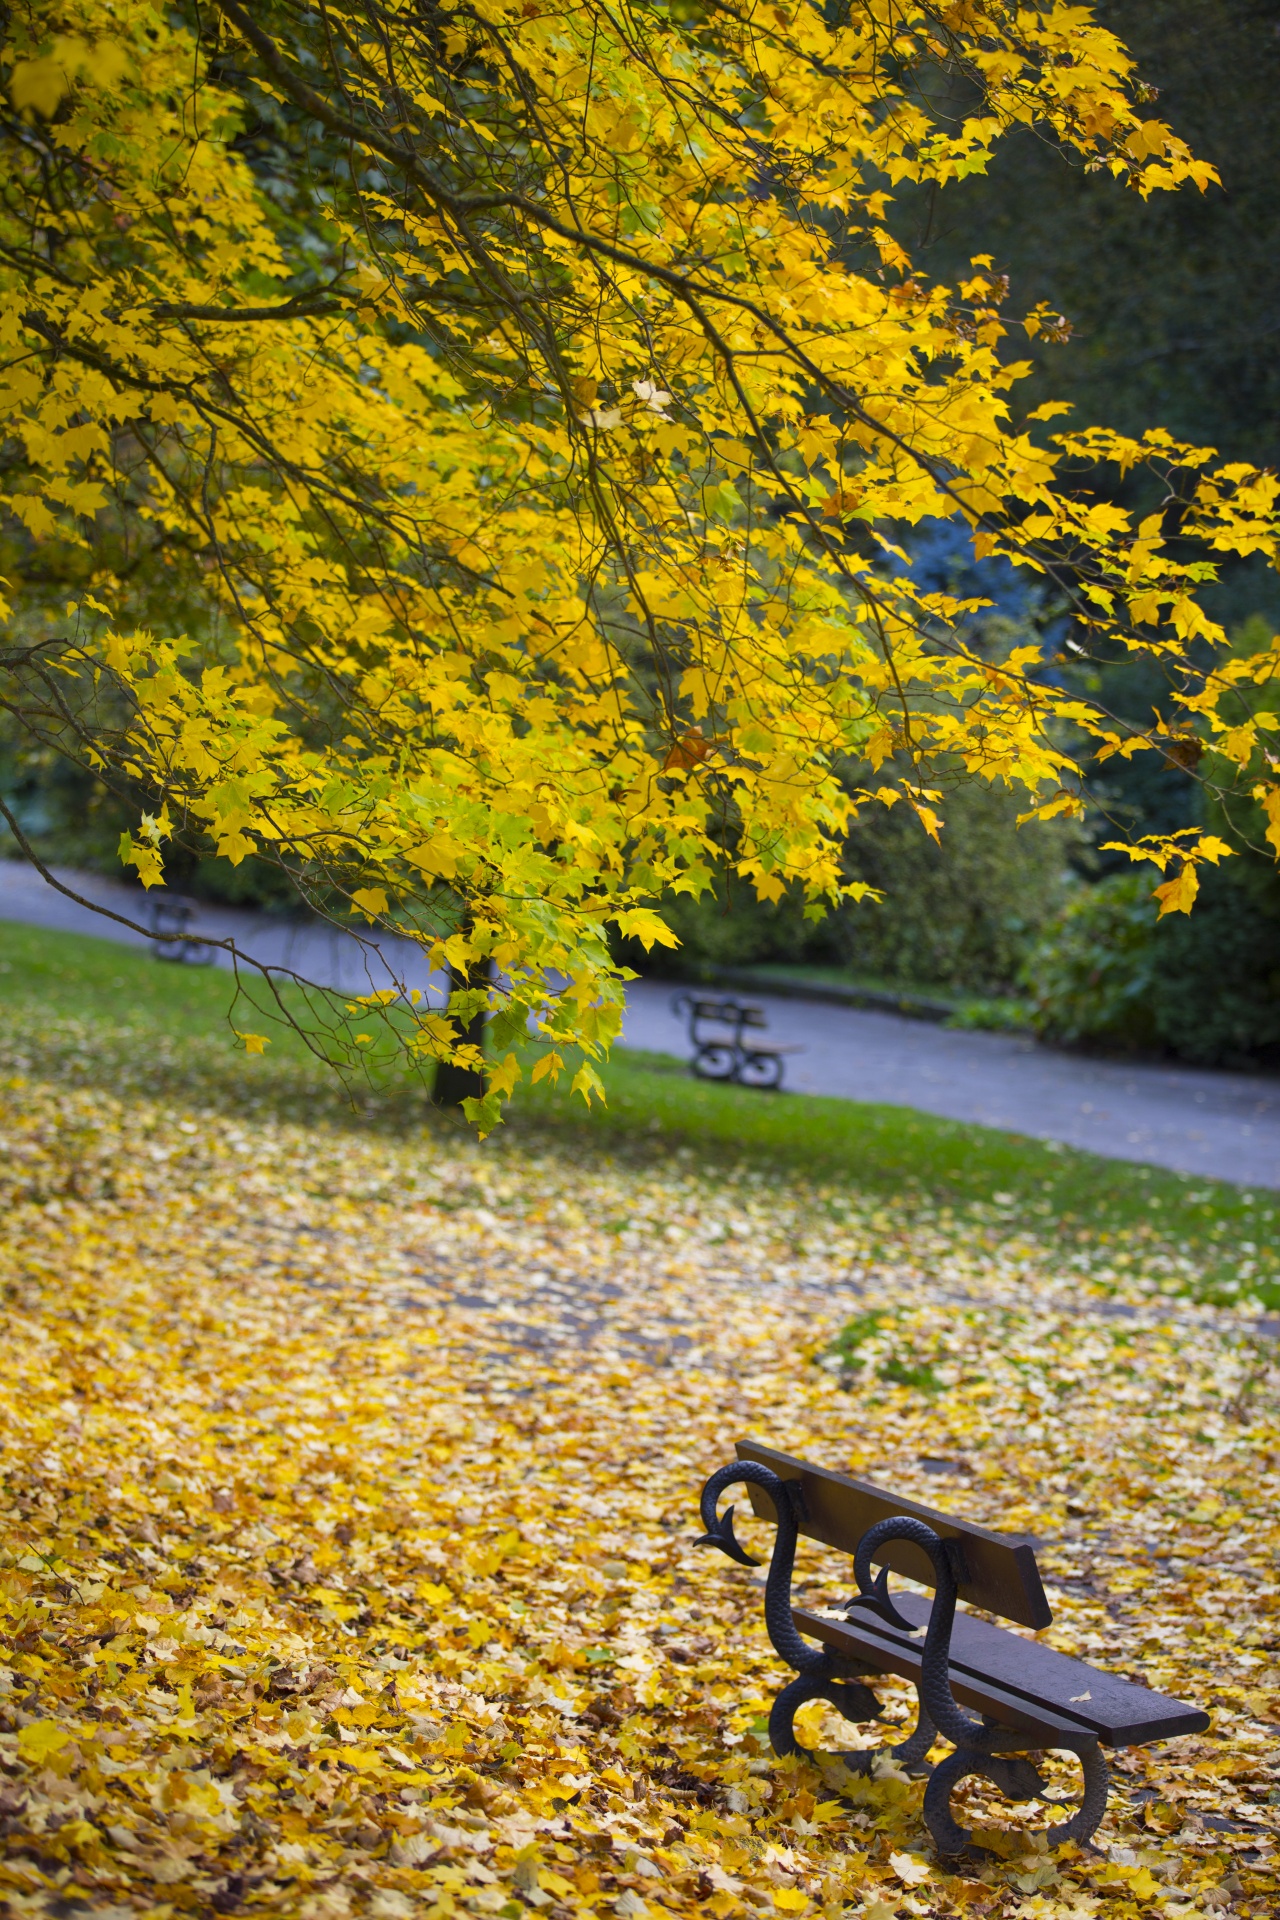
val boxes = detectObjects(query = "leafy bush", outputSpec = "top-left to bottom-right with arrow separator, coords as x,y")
1028,864 -> 1280,1067
641,780 -> 1073,993
640,882 -> 814,977
839,782 -> 1073,992
1148,865 -> 1280,1066
1024,872 -> 1161,1051
0,736 -> 302,912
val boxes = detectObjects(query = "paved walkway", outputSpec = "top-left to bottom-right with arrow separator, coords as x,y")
4,858 -> 1280,1187
0,858 -> 448,1000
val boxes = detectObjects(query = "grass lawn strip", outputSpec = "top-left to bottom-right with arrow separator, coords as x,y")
0,1073 -> 1277,1917
0,918 -> 1277,1307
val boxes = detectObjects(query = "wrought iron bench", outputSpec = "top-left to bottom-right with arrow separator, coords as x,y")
148,890 -> 212,965
697,1440 -> 1208,1857
671,993 -> 802,1090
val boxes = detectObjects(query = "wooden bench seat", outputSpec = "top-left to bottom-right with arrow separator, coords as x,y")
696,1440 -> 1208,1856
794,1595 -> 1206,1747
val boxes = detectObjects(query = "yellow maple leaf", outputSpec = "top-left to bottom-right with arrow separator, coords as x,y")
1153,863 -> 1198,917
888,1851 -> 931,1887
18,1721 -> 72,1764
350,886 -> 390,920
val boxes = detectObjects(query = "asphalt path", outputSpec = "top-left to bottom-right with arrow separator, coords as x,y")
0,858 -> 447,1000
4,858 -> 1280,1187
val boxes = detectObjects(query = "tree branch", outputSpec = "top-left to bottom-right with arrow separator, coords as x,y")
151,295 -> 353,322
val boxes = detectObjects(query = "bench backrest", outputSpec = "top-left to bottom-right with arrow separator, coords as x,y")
685,998 -> 767,1029
736,1439 -> 1051,1630
150,896 -> 195,931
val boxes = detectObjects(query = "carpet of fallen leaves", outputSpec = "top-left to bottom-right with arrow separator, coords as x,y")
1,1072 -> 1279,1920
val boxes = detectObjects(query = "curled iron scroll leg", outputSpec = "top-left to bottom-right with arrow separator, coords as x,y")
769,1672 -> 831,1758
693,1501 -> 759,1566
923,1739 -> 1109,1857
768,1668 -> 882,1760
766,1668 -> 945,1786
840,1697 -> 938,1778
890,1700 -> 938,1772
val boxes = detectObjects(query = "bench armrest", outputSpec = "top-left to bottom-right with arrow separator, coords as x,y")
852,1515 -> 1005,1755
696,1460 -> 826,1678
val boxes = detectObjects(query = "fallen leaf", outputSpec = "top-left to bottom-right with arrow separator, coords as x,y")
888,1851 -> 932,1886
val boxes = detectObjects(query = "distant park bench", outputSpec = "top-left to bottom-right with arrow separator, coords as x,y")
696,1441 -> 1208,1856
147,892 -> 212,965
671,993 -> 802,1090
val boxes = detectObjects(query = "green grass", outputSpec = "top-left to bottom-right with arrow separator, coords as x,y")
1,917 -> 1276,1307
0,917 -> 396,1119
0,917 -> 279,1037
525,1048 -> 1280,1306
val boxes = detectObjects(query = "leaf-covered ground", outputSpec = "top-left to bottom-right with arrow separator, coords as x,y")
1,1074 -> 1278,1920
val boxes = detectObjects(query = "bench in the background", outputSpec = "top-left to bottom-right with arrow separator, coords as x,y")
671,993 -> 801,1090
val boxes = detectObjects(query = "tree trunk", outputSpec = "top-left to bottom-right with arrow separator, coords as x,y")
432,957 -> 487,1108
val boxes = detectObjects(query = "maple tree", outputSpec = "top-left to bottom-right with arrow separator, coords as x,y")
4,0 -> 1280,1125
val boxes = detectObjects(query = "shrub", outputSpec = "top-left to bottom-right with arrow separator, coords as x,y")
1028,863 -> 1280,1067
1025,872 -> 1161,1051
642,883 -> 814,977
630,781 -> 1074,993
838,782 -> 1073,992
1148,864 -> 1280,1066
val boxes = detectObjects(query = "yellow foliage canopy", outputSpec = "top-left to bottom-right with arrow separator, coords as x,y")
2,0 -> 1278,1124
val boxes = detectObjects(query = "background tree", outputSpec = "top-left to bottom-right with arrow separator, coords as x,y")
892,0 -> 1280,482
880,1 -> 1280,1062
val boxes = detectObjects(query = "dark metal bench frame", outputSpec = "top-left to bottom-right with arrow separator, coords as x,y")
148,891 -> 213,965
697,1440 -> 1208,1856
671,994 -> 800,1090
